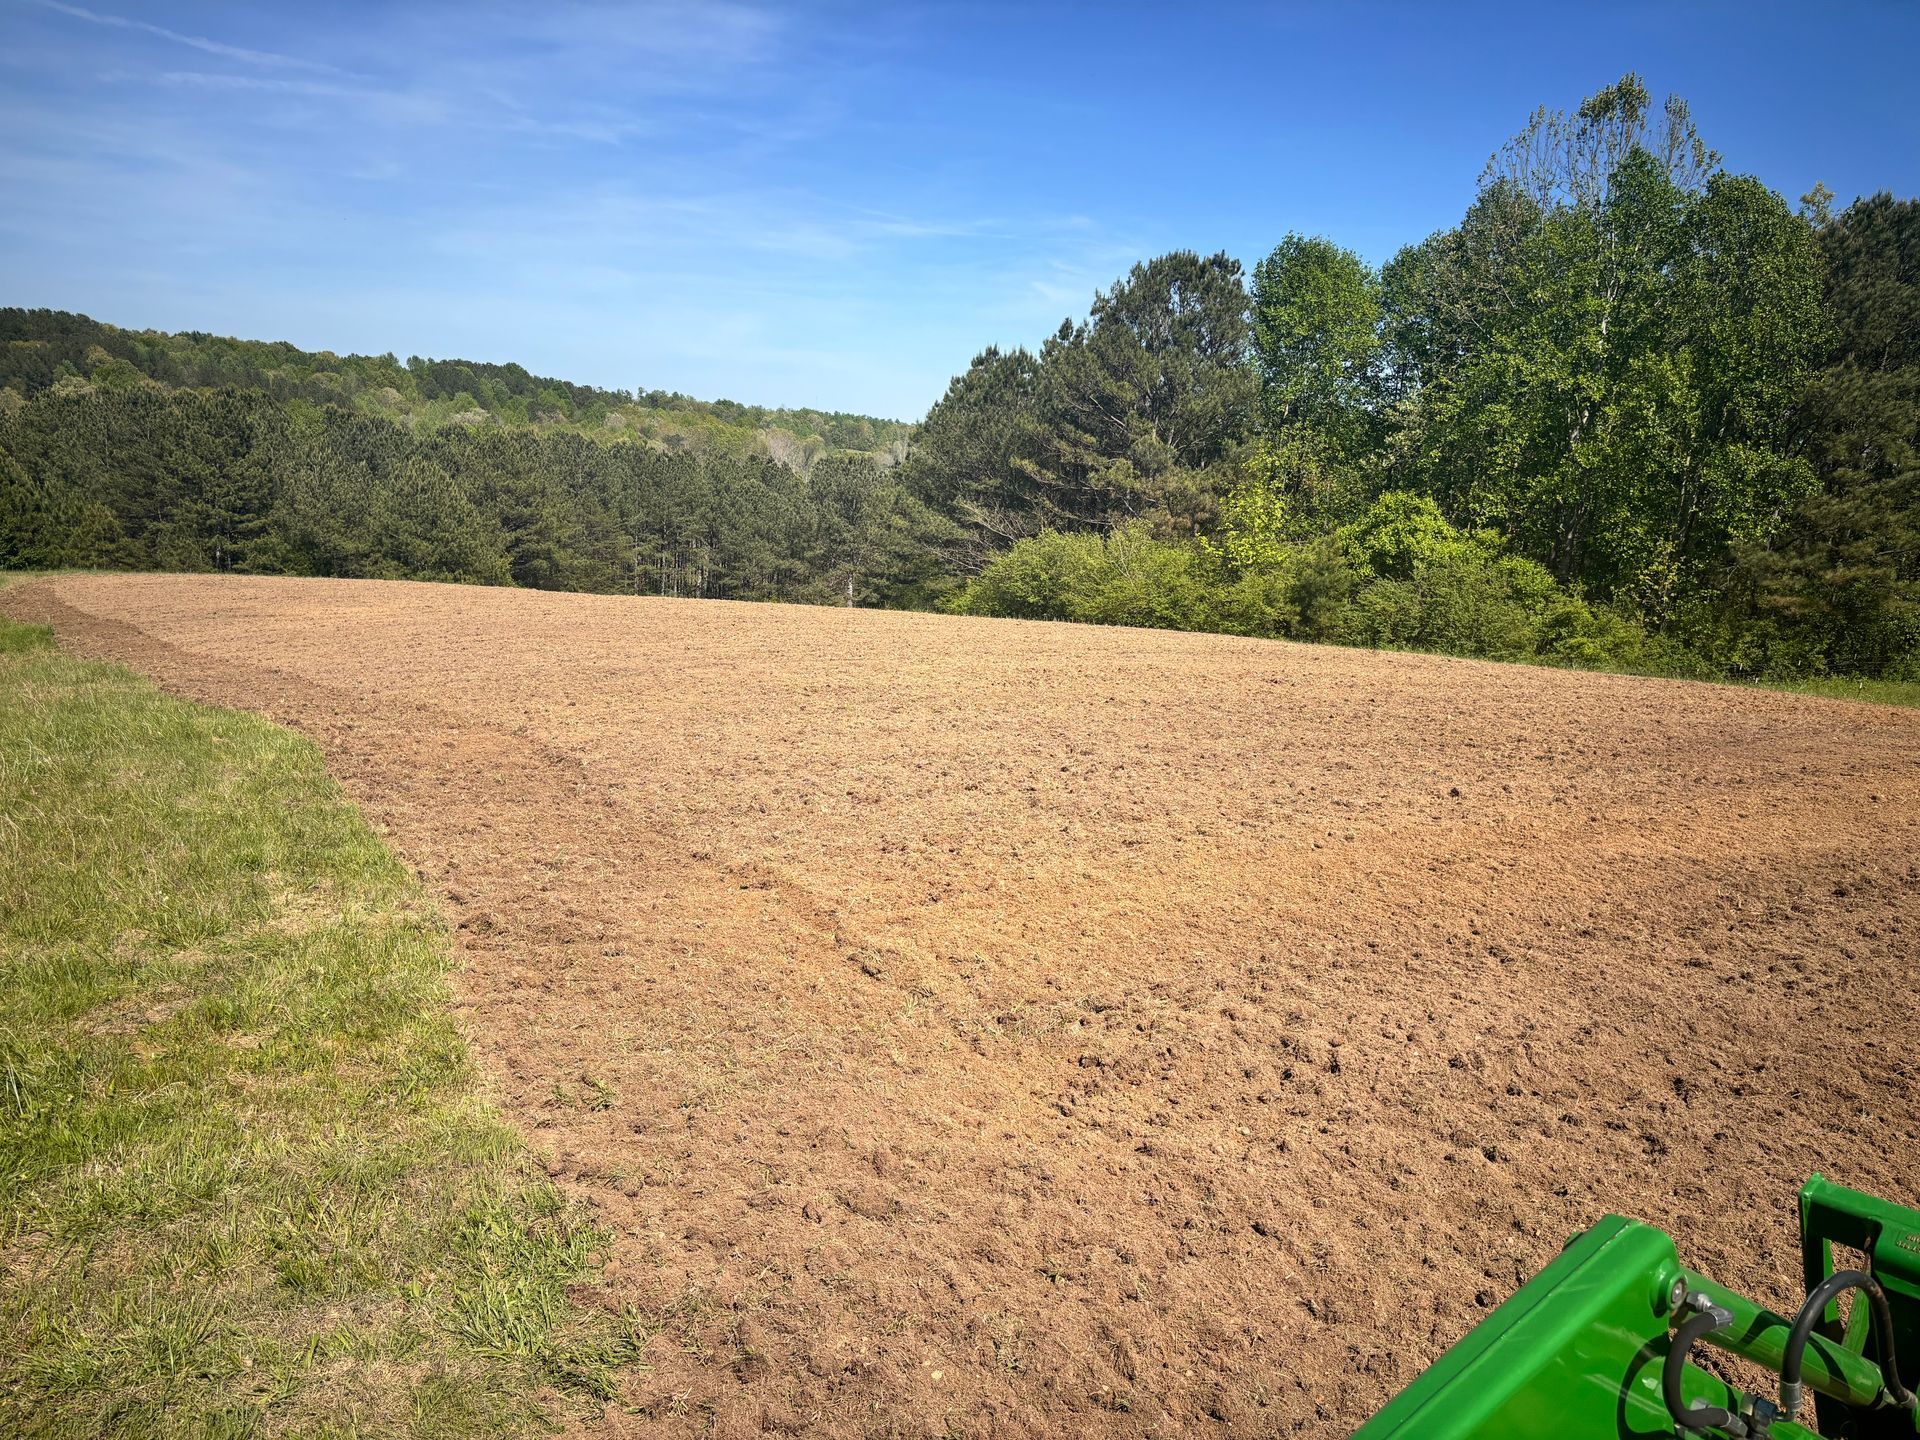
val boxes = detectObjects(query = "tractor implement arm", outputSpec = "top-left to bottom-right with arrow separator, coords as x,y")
1356,1178 -> 1920,1440
1680,1266 -> 1889,1411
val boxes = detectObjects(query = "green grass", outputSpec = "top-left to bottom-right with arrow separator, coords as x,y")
0,616 -> 646,1438
1760,674 -> 1920,709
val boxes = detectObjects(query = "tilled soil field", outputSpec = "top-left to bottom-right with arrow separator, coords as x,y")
9,573 -> 1920,1438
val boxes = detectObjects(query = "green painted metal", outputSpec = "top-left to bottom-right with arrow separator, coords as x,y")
1798,1174 -> 1920,1439
1681,1265 -> 1886,1409
1354,1215 -> 1822,1440
1355,1176 -> 1920,1438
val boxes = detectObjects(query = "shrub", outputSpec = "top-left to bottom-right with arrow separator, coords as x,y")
951,524 -> 1213,630
1406,552 -> 1541,659
949,529 -> 1102,621
956,493 -> 1714,678
1212,567 -> 1299,638
1286,538 -> 1369,642
1352,577 -> 1424,647
1081,526 -> 1215,629
1342,491 -> 1481,580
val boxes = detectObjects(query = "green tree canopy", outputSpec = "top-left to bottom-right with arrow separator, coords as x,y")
1250,234 -> 1382,440
1382,75 -> 1826,615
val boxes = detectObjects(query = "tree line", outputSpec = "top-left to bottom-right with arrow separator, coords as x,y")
0,308 -> 910,462
2,75 -> 1915,682
0,385 -> 949,607
915,77 -> 1917,681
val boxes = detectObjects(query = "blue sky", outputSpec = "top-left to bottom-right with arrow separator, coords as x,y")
4,2 -> 1917,419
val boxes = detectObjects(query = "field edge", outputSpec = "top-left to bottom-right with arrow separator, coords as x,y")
0,610 -> 646,1439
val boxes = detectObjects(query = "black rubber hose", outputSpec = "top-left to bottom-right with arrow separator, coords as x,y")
1782,1269 -> 1916,1412
1666,1308 -> 1741,1434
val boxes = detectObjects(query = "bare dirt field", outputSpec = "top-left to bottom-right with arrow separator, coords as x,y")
8,573 -> 1919,1438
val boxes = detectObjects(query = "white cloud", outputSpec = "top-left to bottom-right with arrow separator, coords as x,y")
28,0 -> 349,75
2,0 -> 1146,415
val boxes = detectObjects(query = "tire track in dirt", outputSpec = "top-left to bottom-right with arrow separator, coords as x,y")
8,573 -> 1918,1439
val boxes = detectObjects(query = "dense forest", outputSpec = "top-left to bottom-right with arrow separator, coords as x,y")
0,310 -> 911,464
0,312 -> 941,605
2,76 -> 1915,682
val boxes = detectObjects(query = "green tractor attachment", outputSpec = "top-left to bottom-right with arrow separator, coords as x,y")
1357,1176 -> 1919,1438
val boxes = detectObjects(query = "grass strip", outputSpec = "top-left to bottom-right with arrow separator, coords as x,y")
0,615 -> 644,1438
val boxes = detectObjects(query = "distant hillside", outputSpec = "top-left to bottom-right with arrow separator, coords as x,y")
0,308 -> 910,470
0,306 -> 951,608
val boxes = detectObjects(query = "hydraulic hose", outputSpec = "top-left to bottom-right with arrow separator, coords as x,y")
1666,1305 -> 1743,1435
1780,1269 -> 1916,1420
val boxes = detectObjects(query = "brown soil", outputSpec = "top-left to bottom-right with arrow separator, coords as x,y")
9,573 -> 1919,1438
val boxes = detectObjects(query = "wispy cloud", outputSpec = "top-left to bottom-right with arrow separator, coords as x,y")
0,0 -> 1145,415
1028,278 -> 1087,305
116,68 -> 451,128
464,0 -> 785,74
149,70 -> 367,100
849,206 -> 1006,241
495,109 -> 660,146
28,0 -> 348,75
